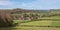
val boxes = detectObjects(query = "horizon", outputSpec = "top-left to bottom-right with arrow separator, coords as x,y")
0,8 -> 60,10
0,0 -> 60,10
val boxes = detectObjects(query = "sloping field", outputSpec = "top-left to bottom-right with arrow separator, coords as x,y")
0,20 -> 60,30
20,20 -> 60,27
41,16 -> 60,19
0,16 -> 60,30
0,27 -> 60,30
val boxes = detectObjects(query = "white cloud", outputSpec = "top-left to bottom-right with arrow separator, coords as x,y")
0,0 -> 14,5
20,0 -> 60,9
21,3 -> 27,7
20,1 -> 41,9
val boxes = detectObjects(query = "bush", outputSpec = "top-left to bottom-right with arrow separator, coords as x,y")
0,12 -> 13,27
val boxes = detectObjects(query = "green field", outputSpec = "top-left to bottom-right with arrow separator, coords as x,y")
41,16 -> 60,19
0,16 -> 60,30
0,20 -> 60,30
20,20 -> 60,27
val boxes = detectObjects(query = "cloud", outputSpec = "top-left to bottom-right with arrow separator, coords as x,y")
20,0 -> 60,9
0,0 -> 14,5
0,0 -> 60,9
19,0 -> 41,9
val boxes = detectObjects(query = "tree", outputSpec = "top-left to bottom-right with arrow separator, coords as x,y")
0,12 -> 13,27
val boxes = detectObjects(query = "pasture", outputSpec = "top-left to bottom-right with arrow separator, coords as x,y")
0,16 -> 60,30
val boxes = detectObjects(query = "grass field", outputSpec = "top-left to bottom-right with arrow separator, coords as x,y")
20,20 -> 60,27
0,16 -> 60,30
1,27 -> 60,30
41,16 -> 60,19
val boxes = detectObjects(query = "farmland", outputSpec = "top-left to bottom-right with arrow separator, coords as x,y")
0,9 -> 60,30
0,16 -> 60,30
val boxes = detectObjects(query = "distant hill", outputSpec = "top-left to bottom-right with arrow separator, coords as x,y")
0,8 -> 60,14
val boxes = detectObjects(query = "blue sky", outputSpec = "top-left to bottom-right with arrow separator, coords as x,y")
0,0 -> 60,9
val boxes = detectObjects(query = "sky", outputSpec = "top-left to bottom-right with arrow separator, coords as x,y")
0,0 -> 60,9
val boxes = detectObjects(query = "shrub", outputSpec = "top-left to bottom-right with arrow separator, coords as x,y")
0,12 -> 13,27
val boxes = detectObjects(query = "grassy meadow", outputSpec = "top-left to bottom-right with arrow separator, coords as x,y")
0,9 -> 60,30
0,16 -> 60,30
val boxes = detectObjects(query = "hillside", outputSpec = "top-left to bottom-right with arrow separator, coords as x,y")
0,8 -> 60,30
